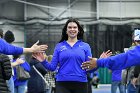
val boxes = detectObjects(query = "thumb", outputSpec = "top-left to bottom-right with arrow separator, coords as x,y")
88,56 -> 92,60
34,40 -> 39,45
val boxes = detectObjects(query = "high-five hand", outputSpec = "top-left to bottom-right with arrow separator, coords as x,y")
31,40 -> 48,53
32,52 -> 46,62
81,56 -> 97,71
100,50 -> 112,58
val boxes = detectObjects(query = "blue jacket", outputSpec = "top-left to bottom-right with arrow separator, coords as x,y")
13,59 -> 30,87
97,45 -> 140,70
0,38 -> 23,55
111,70 -> 122,81
41,40 -> 92,82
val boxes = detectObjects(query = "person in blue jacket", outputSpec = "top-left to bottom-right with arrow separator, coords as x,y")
12,55 -> 30,93
32,18 -> 92,93
81,29 -> 140,71
0,29 -> 48,55
110,70 -> 125,93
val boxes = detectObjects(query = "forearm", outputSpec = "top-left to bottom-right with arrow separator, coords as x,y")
11,62 -> 19,67
23,48 -> 33,53
41,60 -> 57,71
97,52 -> 128,70
97,47 -> 140,70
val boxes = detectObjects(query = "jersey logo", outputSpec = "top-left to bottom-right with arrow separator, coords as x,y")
79,45 -> 83,47
60,46 -> 67,51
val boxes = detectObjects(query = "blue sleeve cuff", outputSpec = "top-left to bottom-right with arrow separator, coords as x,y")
97,58 -> 102,67
41,60 -> 48,65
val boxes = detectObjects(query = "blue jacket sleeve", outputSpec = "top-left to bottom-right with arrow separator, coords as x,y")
97,45 -> 140,70
41,45 -> 59,71
0,39 -> 23,55
85,43 -> 92,61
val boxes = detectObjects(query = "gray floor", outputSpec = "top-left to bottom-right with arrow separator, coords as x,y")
92,84 -> 123,93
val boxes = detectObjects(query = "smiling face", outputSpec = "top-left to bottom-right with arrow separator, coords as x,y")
59,18 -> 84,42
66,22 -> 79,39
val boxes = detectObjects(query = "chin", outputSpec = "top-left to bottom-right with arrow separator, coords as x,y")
69,35 -> 77,38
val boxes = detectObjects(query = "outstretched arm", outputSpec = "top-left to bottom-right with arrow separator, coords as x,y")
32,52 -> 58,71
82,50 -> 112,70
11,58 -> 25,67
0,39 -> 48,55
23,41 -> 48,53
82,46 -> 140,70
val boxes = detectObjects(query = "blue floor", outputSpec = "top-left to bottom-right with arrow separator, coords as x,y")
92,84 -> 123,93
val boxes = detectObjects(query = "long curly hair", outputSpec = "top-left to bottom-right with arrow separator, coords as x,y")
59,18 -> 84,43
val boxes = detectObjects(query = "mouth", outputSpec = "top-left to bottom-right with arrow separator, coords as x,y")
70,33 -> 76,35
70,31 -> 77,35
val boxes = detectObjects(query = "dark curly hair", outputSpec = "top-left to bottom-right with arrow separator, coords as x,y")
59,18 -> 84,42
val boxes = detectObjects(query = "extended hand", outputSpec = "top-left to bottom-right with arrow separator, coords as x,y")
16,58 -> 25,65
31,40 -> 48,53
100,50 -> 112,58
131,78 -> 137,88
32,52 -> 46,62
11,58 -> 25,67
81,56 -> 97,71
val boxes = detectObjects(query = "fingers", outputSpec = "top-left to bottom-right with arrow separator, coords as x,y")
105,50 -> 112,56
34,40 -> 39,45
82,61 -> 90,69
32,44 -> 48,53
81,58 -> 97,71
39,45 -> 48,51
100,50 -> 112,58
32,52 -> 40,58
32,52 -> 44,58
81,62 -> 90,70
16,58 -> 24,64
131,78 -> 137,88
81,62 -> 94,71
100,52 -> 105,58
88,56 -> 93,60
32,53 -> 37,58
105,50 -> 110,54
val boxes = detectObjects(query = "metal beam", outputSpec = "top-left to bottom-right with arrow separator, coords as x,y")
52,0 -> 79,20
32,6 -> 55,18
29,0 -> 79,40
99,0 -> 140,2
96,0 -> 99,20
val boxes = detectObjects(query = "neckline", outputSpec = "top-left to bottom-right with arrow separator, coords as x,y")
65,40 -> 80,47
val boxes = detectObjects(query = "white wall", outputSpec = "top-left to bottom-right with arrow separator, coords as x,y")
0,1 -> 24,20
99,0 -> 140,18
0,0 -> 140,20
26,0 -> 95,19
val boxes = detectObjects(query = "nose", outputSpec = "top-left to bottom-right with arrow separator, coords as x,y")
71,27 -> 74,30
